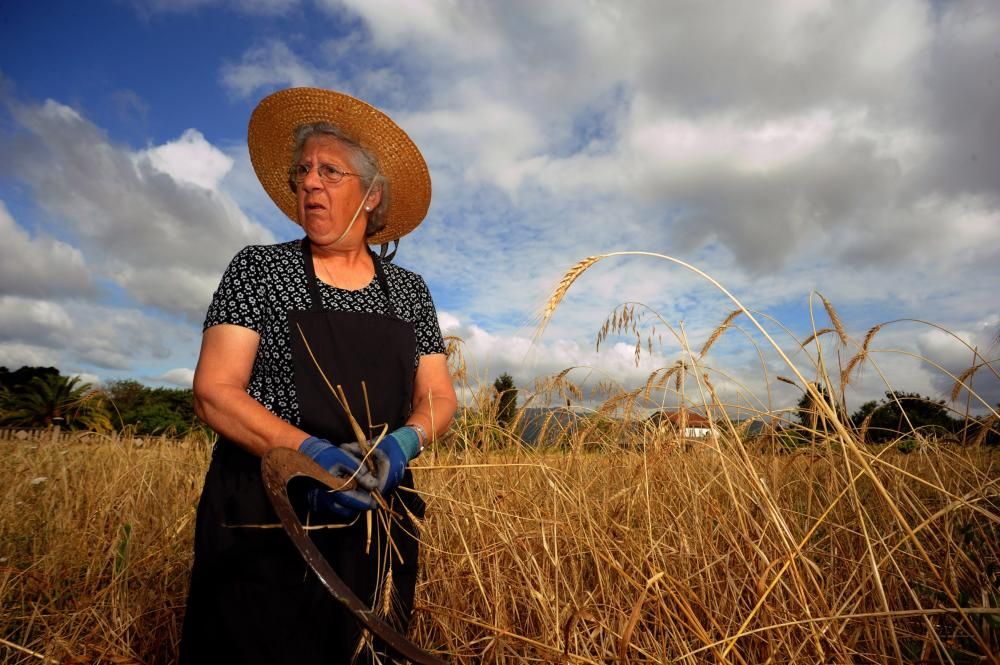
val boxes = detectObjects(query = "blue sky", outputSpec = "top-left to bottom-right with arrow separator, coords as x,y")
1,0 -> 998,416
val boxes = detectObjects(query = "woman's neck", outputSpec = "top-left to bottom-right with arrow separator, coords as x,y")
310,240 -> 375,290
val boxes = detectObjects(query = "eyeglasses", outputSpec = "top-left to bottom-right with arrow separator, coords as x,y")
288,163 -> 361,184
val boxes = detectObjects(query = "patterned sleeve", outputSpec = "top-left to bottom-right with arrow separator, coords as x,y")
203,246 -> 268,334
413,276 -> 447,357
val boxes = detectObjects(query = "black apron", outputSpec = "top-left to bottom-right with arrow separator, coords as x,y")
180,238 -> 425,665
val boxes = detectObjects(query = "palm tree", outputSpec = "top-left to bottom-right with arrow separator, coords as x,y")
1,374 -> 112,432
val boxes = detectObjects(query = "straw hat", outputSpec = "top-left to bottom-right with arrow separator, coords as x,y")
248,87 -> 431,245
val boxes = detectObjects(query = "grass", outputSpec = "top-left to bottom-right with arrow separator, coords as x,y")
2,251 -> 998,663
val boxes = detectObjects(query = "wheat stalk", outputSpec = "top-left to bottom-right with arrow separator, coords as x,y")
537,255 -> 603,338
819,294 -> 848,346
699,309 -> 742,358
801,327 -> 834,347
950,363 -> 980,402
841,324 -> 882,386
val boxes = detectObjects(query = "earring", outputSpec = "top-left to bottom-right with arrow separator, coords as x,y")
365,206 -> 372,211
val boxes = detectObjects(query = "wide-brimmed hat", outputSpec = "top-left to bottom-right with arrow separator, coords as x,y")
248,87 -> 431,245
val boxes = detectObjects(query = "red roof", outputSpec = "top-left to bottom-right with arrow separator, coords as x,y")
660,410 -> 711,427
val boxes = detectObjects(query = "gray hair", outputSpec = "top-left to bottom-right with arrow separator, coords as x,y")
288,122 -> 390,238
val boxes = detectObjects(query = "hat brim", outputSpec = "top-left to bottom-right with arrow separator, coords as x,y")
248,88 -> 431,245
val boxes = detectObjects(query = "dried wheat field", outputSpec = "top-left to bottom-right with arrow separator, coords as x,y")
2,419 -> 998,664
3,254 -> 999,664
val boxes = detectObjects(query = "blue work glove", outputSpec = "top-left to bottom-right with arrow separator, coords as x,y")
299,436 -> 378,517
339,426 -> 422,497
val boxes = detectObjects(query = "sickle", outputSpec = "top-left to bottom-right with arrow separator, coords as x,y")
261,447 -> 447,665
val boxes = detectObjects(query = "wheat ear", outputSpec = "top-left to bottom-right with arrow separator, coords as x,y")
537,255 -> 604,338
801,328 -> 833,347
950,363 -> 980,402
841,324 -> 881,386
819,294 -> 848,346
699,309 -> 742,358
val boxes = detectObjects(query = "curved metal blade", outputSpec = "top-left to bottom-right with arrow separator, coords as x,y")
261,446 -> 446,665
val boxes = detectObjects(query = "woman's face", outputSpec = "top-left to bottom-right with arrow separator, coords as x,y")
295,136 -> 379,248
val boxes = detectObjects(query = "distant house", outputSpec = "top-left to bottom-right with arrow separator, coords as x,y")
650,409 -> 714,438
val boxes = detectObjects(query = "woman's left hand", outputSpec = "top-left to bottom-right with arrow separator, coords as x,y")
340,426 -> 421,496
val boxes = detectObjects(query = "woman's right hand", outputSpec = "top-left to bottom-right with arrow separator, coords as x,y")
299,436 -> 378,516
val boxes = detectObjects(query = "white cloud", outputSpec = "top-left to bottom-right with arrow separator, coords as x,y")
5,0 -> 999,417
0,298 -> 199,375
915,317 -> 1000,408
627,109 -> 845,176
437,311 -> 460,334
220,40 -> 324,98
6,97 -> 274,322
139,129 -> 234,190
158,367 -> 195,387
0,297 -> 74,348
402,94 -> 545,196
0,343 -> 60,369
214,0 -> 999,415
318,0 -> 503,61
0,201 -> 94,299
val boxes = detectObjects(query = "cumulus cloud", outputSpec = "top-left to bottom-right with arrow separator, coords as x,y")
0,298 -> 198,374
4,97 -> 273,321
0,344 -> 60,369
158,367 -> 195,387
0,201 -> 95,299
6,0 -> 999,415
303,0 -> 1000,280
0,297 -> 74,348
139,129 -> 234,190
915,317 -> 1000,408
437,311 -> 460,335
220,40 -> 324,98
443,310 -> 703,405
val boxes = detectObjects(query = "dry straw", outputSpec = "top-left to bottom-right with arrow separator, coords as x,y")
5,252 -> 1000,663
699,309 -> 742,358
4,398 -> 1000,662
841,323 -> 882,387
818,293 -> 848,346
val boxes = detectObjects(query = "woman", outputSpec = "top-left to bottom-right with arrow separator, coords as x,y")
180,88 -> 456,664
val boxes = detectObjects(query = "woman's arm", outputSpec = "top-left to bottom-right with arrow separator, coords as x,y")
193,324 -> 308,456
406,353 -> 457,444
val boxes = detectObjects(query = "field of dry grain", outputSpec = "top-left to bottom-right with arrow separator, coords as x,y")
2,422 -> 997,664
3,253 -> 998,663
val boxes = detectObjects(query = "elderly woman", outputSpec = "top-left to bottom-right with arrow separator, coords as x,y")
179,88 -> 456,664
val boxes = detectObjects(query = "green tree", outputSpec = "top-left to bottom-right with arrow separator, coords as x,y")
105,379 -> 147,422
1,374 -> 112,432
796,383 -> 842,431
105,379 -> 199,435
0,365 -> 60,391
493,372 -> 518,429
850,391 -> 959,443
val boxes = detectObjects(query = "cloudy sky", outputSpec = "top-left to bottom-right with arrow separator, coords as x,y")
1,0 -> 997,418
